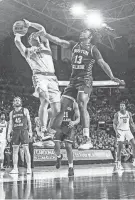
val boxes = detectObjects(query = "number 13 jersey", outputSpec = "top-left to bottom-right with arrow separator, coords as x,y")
71,43 -> 95,80
117,111 -> 130,131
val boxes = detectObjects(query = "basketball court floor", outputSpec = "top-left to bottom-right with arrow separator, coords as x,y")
0,163 -> 135,199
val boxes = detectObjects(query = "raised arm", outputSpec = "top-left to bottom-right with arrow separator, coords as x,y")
7,111 -> 13,141
92,46 -> 124,84
14,34 -> 27,57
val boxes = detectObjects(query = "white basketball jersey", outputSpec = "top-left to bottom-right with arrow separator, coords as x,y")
117,111 -> 130,131
26,42 -> 55,74
0,121 -> 7,141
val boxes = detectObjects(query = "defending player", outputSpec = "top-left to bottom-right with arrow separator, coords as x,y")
113,102 -> 135,170
7,97 -> 33,174
54,101 -> 80,176
13,19 -> 60,137
0,112 -> 8,170
40,28 -> 124,150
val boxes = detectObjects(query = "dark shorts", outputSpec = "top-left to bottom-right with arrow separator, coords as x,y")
53,121 -> 75,144
12,129 -> 29,145
63,77 -> 93,100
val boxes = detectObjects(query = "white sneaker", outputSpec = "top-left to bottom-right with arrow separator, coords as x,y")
78,137 -> 93,150
27,168 -> 32,174
42,133 -> 53,141
9,168 -> 19,174
117,163 -> 124,170
132,159 -> 135,167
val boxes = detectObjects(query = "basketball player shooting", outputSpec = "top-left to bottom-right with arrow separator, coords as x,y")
13,19 -> 61,139
113,102 -> 135,170
38,28 -> 125,150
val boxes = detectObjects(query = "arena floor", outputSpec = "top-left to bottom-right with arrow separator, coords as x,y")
0,163 -> 135,199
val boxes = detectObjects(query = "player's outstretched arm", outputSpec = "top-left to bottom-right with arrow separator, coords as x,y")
43,33 -> 71,48
92,46 -> 125,85
14,34 -> 27,57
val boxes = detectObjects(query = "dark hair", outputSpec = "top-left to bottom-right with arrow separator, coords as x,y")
120,101 -> 126,105
82,28 -> 102,44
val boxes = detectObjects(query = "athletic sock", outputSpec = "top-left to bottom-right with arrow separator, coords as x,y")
83,128 -> 89,138
69,163 -> 73,168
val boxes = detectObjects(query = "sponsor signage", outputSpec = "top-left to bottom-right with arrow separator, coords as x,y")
34,148 -> 113,162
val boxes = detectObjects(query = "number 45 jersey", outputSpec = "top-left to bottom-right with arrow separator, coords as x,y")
71,43 -> 95,82
12,108 -> 28,130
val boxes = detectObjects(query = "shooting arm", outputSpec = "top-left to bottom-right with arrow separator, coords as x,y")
14,34 -> 27,57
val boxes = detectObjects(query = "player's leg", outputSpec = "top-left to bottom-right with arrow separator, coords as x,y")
10,130 -> 20,173
51,84 -> 76,131
51,83 -> 77,168
38,91 -> 49,132
126,131 -> 135,166
64,129 -> 75,176
116,130 -> 125,170
32,74 -> 49,133
77,86 -> 93,149
0,140 -> 6,170
21,130 -> 31,173
53,97 -> 73,169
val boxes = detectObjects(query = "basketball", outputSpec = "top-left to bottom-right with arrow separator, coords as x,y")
13,20 -> 28,36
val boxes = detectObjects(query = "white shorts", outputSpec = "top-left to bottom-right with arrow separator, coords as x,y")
32,74 -> 60,103
0,140 -> 6,160
117,129 -> 134,142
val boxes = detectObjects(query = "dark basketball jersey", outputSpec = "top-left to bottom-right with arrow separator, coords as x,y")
62,104 -> 75,125
12,108 -> 28,130
71,43 -> 95,80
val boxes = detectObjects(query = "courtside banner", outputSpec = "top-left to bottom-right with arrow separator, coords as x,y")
34,149 -> 113,162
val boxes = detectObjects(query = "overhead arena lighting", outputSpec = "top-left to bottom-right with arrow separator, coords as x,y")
84,10 -> 104,28
70,3 -> 86,17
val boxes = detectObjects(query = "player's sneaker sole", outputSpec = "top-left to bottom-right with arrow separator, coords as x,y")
56,154 -> 63,169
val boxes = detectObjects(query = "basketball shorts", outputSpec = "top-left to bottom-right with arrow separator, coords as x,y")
63,76 -> 93,101
0,140 -> 6,160
12,129 -> 29,145
117,129 -> 134,142
53,121 -> 75,144
32,73 -> 61,103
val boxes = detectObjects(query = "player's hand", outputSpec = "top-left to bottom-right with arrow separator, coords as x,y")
116,131 -> 121,139
111,77 -> 125,85
23,19 -> 31,28
68,121 -> 75,128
